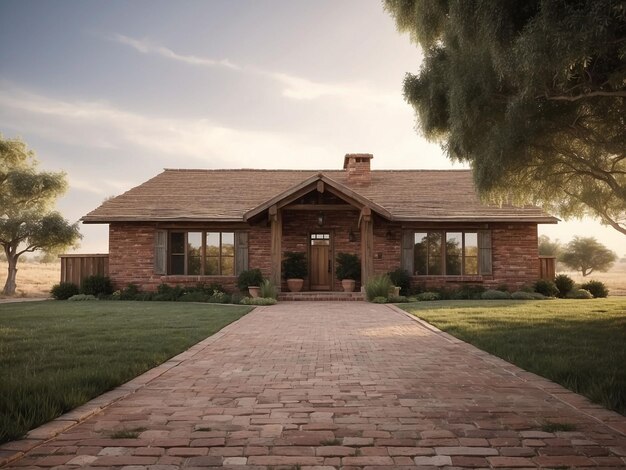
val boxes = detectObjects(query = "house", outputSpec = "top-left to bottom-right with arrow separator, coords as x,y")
82,154 -> 557,293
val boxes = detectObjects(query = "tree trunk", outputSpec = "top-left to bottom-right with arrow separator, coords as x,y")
2,256 -> 18,296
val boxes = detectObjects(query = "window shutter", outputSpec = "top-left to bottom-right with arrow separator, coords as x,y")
478,230 -> 492,275
155,230 -> 167,275
401,230 -> 414,274
235,231 -> 249,275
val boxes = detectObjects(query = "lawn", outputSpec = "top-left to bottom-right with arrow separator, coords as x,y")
400,299 -> 626,416
0,301 -> 252,444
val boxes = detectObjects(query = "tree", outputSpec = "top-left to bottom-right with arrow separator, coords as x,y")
538,235 -> 561,257
0,135 -> 81,295
384,1 -> 626,235
559,236 -> 616,276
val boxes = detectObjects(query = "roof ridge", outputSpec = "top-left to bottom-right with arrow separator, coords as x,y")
162,168 -> 471,172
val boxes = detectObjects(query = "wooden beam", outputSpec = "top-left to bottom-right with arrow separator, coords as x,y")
316,180 -> 325,193
360,211 -> 374,285
283,204 -> 357,211
270,205 -> 282,289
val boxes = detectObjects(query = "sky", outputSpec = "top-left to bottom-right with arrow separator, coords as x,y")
0,0 -> 623,257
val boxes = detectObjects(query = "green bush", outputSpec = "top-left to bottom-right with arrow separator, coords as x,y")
371,296 -> 388,304
120,283 -> 140,300
496,284 -> 510,292
67,294 -> 97,301
416,291 -> 440,301
259,279 -> 278,299
481,289 -> 512,300
554,274 -> 575,298
50,282 -> 80,300
153,284 -> 185,301
511,291 -> 537,300
566,288 -> 593,299
580,280 -> 609,298
207,291 -> 229,303
237,269 -> 264,290
388,268 -> 411,295
365,274 -> 393,301
534,279 -> 559,297
80,275 -> 113,297
282,252 -> 308,279
179,291 -> 210,302
230,292 -> 245,305
240,297 -> 278,306
336,253 -> 361,281
389,295 -> 409,303
451,284 -> 485,300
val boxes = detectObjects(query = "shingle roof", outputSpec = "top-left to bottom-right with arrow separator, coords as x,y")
81,169 -> 557,223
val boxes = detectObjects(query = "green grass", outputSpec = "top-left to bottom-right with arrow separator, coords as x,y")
110,427 -> 147,439
0,301 -> 251,444
400,299 -> 626,415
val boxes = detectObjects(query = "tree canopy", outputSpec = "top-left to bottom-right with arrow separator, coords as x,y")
0,135 -> 81,295
559,236 -> 616,276
538,234 -> 561,257
384,0 -> 626,234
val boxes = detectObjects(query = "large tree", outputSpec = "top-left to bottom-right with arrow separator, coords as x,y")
0,135 -> 81,295
559,236 -> 617,276
385,0 -> 626,234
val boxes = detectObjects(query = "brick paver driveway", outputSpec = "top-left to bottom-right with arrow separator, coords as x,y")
4,302 -> 626,469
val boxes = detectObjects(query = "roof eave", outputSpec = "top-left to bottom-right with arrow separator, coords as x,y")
392,216 -> 559,224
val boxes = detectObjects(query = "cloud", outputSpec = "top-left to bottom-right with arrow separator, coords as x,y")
0,82 -> 337,168
108,34 -> 400,107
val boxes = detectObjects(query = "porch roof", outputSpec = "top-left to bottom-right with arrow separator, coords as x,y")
81,168 -> 558,224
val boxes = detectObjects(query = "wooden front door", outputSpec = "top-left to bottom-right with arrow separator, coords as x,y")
310,233 -> 331,290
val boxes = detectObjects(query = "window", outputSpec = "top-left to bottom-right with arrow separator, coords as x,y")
413,231 -> 483,276
169,231 -> 235,275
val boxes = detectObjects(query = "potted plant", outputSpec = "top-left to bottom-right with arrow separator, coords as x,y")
237,268 -> 264,298
335,252 -> 361,292
282,252 -> 307,292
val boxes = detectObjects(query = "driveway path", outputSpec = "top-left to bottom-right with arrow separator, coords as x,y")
4,302 -> 626,469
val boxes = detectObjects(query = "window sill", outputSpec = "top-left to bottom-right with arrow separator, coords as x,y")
411,275 -> 485,282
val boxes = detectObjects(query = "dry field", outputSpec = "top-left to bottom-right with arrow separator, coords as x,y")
559,264 -> 626,296
0,261 -> 60,298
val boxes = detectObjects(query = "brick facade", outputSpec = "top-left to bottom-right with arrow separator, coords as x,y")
107,219 -> 539,294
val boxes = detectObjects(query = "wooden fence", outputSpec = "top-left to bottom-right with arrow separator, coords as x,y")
538,256 -> 556,280
59,254 -> 109,288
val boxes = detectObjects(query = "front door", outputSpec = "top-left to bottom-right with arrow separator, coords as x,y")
310,233 -> 331,290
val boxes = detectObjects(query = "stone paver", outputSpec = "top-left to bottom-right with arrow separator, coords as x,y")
2,301 -> 626,469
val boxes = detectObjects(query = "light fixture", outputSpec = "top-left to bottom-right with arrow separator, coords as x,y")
348,229 -> 356,242
385,229 -> 394,241
317,211 -> 325,226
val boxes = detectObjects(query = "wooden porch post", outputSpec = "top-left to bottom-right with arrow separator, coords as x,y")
360,207 -> 374,285
269,204 -> 282,289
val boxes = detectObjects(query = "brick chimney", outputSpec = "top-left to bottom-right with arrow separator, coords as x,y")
343,153 -> 373,184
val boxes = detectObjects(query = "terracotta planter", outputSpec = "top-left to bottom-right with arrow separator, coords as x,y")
341,279 -> 356,292
248,286 -> 261,298
287,278 -> 304,292
388,286 -> 401,297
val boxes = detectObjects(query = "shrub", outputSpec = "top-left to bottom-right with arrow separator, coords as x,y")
534,279 -> 559,297
496,284 -> 509,292
335,253 -> 361,281
153,284 -> 185,301
80,275 -> 113,297
179,291 -> 210,302
365,274 -> 393,301
416,291 -> 440,301
580,280 -> 609,298
371,296 -> 388,304
511,291 -> 537,300
50,282 -> 79,300
230,292 -> 245,304
554,274 -> 575,298
207,291 -> 230,303
237,269 -> 264,291
566,288 -> 593,299
388,268 -> 411,295
388,295 -> 409,303
451,284 -> 485,300
282,252 -> 308,279
67,294 -> 97,301
481,289 -> 511,300
259,279 -> 278,299
120,283 -> 140,300
240,297 -> 278,306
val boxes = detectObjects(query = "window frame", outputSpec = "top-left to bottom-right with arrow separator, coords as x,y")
413,230 -> 484,276
168,230 -> 236,276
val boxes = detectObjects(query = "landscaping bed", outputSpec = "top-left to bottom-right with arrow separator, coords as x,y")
400,299 -> 626,415
0,301 -> 251,444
